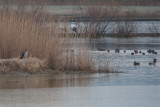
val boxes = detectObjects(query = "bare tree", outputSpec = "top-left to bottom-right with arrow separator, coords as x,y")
115,20 -> 138,37
147,22 -> 160,36
75,5 -> 120,37
115,12 -> 138,37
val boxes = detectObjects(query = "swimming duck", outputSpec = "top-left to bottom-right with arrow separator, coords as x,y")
134,50 -> 138,54
134,61 -> 140,66
115,49 -> 120,53
97,48 -> 106,51
149,58 -> 157,66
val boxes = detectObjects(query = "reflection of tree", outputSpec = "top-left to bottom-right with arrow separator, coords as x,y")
0,74 -> 112,89
88,38 -> 110,50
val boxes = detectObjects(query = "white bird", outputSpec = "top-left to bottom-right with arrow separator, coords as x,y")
72,27 -> 77,33
71,24 -> 77,33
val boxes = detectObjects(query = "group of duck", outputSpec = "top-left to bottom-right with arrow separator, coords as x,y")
97,48 -> 158,66
133,49 -> 158,66
134,58 -> 157,66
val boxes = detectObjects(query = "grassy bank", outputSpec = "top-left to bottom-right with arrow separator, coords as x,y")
0,7 -> 116,74
0,57 -> 118,74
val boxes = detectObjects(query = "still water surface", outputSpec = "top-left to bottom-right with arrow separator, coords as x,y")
0,37 -> 160,107
56,21 -> 160,34
0,86 -> 160,107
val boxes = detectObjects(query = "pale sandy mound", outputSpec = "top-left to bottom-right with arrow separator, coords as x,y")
0,58 -> 47,73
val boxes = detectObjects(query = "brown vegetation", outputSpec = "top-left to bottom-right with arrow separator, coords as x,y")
0,58 -> 46,73
0,6 -> 114,73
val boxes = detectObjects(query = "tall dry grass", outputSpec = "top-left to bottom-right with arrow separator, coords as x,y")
0,7 -> 51,59
0,7 -> 113,73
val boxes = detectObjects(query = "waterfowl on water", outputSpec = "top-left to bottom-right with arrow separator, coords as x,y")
142,53 -> 145,55
149,62 -> 156,66
147,49 -> 152,53
149,58 -> 157,66
151,50 -> 155,53
97,48 -> 106,51
124,50 -> 126,53
139,51 -> 142,53
20,50 -> 28,59
153,58 -> 157,63
131,53 -> 134,55
134,61 -> 140,66
153,51 -> 158,55
134,50 -> 138,54
147,49 -> 155,54
115,49 -> 120,53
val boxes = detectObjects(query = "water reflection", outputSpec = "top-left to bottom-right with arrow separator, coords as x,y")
0,86 -> 159,107
87,37 -> 160,50
1,37 -> 160,89
0,74 -> 113,89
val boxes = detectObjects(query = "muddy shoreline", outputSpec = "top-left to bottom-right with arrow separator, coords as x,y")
0,58 -> 119,74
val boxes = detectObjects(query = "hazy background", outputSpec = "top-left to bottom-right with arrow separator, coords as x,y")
0,0 -> 160,6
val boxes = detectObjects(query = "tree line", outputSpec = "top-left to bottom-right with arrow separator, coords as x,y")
0,0 -> 160,6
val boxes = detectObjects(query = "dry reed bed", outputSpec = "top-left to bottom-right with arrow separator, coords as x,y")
0,7 -> 114,73
0,58 -> 46,73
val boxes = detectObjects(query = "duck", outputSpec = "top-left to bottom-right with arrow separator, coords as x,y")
131,53 -> 134,55
134,61 -> 140,66
149,62 -> 156,66
147,49 -> 152,53
124,50 -> 126,53
134,50 -> 138,54
142,53 -> 145,55
149,58 -> 157,66
97,48 -> 106,51
153,58 -> 157,63
147,49 -> 155,54
153,51 -> 158,55
115,49 -> 120,53
151,50 -> 155,53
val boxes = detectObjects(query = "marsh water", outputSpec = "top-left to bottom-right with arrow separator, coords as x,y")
68,21 -> 160,33
1,6 -> 160,15
0,37 -> 160,107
